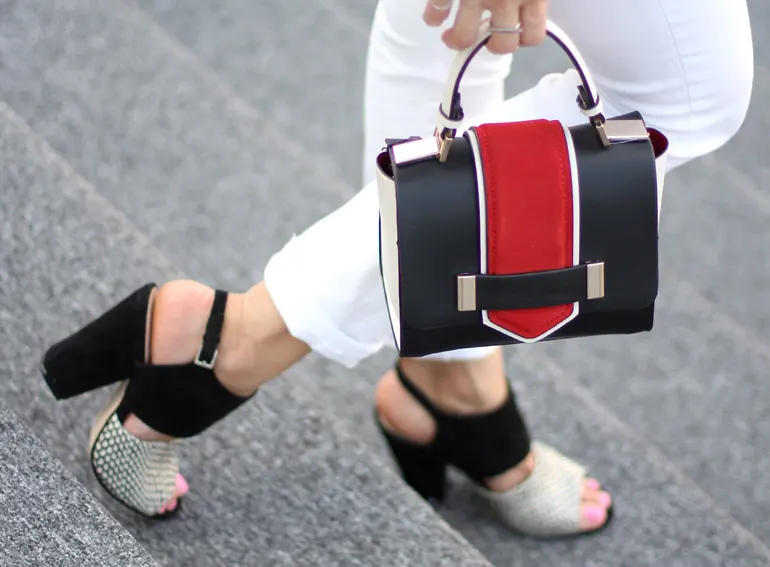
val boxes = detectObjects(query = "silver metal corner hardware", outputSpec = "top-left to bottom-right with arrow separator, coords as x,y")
604,120 -> 650,143
391,137 -> 440,165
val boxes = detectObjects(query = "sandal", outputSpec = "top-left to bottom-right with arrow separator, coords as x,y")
376,364 -> 613,538
41,284 -> 254,517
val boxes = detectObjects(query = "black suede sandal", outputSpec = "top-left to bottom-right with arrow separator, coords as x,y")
41,284 -> 254,518
377,364 -> 613,538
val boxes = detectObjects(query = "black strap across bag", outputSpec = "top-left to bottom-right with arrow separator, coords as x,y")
375,20 -> 670,358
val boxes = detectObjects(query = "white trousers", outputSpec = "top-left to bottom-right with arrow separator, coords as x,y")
265,0 -> 754,368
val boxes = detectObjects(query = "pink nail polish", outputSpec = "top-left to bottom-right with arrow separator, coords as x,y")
582,505 -> 606,524
176,473 -> 189,496
159,503 -> 167,514
585,479 -> 600,492
167,499 -> 178,512
599,491 -> 612,508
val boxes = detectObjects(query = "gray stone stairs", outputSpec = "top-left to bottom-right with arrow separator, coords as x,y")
0,98 -> 491,566
1,0 -> 769,565
0,402 -> 158,567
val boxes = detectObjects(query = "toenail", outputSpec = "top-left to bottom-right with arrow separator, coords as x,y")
176,473 -> 189,496
167,499 -> 178,512
598,491 -> 612,508
582,505 -> 606,524
585,479 -> 600,492
159,503 -> 167,514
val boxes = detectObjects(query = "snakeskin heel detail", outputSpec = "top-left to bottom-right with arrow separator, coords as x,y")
90,413 -> 179,517
480,442 -> 595,537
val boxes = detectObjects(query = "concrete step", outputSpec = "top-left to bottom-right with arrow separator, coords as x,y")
0,402 -> 158,567
1,0 -> 769,565
0,98 -> 492,567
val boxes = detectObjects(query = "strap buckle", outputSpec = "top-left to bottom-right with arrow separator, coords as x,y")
194,344 -> 218,370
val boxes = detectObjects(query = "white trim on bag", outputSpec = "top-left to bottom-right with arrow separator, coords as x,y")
376,162 -> 402,349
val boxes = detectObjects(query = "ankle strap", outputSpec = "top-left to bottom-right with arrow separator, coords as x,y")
394,362 -> 517,420
393,362 -> 531,482
194,290 -> 227,370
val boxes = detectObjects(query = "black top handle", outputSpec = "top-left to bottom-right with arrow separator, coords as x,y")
433,19 -> 646,161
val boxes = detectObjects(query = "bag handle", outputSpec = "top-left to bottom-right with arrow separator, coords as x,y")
435,19 -> 615,161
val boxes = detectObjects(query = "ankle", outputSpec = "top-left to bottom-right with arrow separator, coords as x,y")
211,290 -> 262,397
398,349 -> 508,415
231,282 -> 311,389
147,280 -> 258,397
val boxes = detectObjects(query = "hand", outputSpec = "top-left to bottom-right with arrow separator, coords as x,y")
423,0 -> 548,54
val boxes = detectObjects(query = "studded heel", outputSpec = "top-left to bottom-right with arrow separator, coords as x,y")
41,285 -> 255,518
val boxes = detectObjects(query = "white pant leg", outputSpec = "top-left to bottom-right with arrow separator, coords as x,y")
265,0 -> 753,369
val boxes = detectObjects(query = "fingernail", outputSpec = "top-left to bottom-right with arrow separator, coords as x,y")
582,505 -> 606,524
585,479 -> 600,492
176,473 -> 189,496
598,491 -> 612,508
167,499 -> 178,512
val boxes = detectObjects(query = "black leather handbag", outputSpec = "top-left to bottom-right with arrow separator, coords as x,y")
375,20 -> 670,358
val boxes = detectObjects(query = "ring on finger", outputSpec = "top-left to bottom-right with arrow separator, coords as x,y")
428,0 -> 452,11
489,25 -> 523,34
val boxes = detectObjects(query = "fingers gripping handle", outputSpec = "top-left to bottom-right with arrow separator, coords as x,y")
436,19 -> 608,161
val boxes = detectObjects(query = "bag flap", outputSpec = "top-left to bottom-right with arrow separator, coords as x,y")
470,119 -> 579,341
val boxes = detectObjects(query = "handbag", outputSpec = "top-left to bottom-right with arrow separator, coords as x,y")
375,20 -> 670,358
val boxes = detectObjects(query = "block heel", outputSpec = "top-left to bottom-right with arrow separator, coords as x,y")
377,417 -> 447,502
41,283 -> 156,399
41,285 -> 256,517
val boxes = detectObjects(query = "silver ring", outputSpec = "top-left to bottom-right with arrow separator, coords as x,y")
488,25 -> 523,34
428,0 -> 452,11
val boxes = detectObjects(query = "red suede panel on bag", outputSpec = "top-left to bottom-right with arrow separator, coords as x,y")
474,120 -> 575,340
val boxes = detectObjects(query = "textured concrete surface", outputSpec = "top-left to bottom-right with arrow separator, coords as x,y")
1,0 -> 770,565
0,100 -> 492,566
0,0 -> 353,289
0,404 -> 158,567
